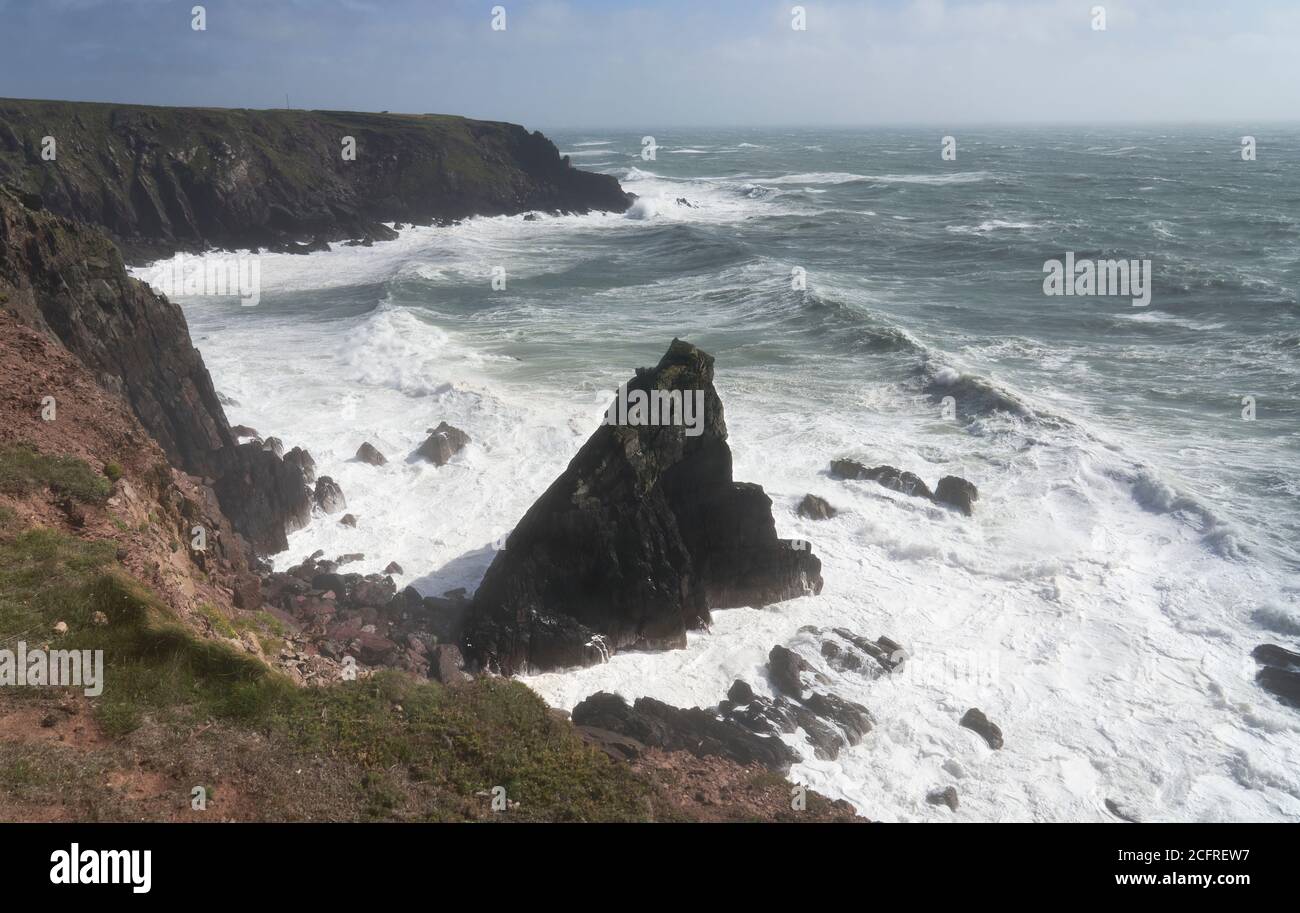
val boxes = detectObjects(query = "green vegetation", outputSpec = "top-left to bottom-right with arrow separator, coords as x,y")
0,504 -> 651,821
0,443 -> 112,503
103,461 -> 123,482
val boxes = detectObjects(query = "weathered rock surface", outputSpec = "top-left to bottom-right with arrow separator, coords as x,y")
572,692 -> 800,773
461,339 -> 824,674
831,458 -> 979,517
0,98 -> 632,262
796,493 -> 837,520
935,475 -> 979,516
355,442 -> 387,466
960,707 -> 1004,749
415,422 -> 470,465
0,186 -> 313,553
830,460 -> 933,499
927,786 -> 959,811
313,476 -> 346,514
1253,643 -> 1300,708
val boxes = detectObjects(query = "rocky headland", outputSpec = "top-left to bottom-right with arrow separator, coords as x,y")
0,97 -> 632,261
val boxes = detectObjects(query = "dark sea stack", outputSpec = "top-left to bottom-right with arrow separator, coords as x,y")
0,98 -> 633,261
934,475 -> 979,516
461,339 -> 824,675
415,422 -> 470,465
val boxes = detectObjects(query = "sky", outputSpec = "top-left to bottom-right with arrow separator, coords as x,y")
0,0 -> 1296,128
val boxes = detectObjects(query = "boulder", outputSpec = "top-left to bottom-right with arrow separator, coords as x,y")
462,340 -> 823,674
934,475 -> 979,516
415,422 -> 469,465
1254,644 -> 1300,707
960,707 -> 1004,749
383,561 -> 404,575
571,692 -> 800,773
314,476 -> 346,513
428,644 -> 471,685
768,645 -> 813,699
927,787 -> 959,811
355,442 -> 387,466
339,513 -> 357,527
830,460 -> 933,500
796,493 -> 837,520
284,446 -> 316,484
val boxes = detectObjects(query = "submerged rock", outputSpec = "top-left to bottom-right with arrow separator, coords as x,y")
796,493 -> 837,520
461,339 -> 823,674
831,459 -> 979,517
927,787 -> 960,811
830,460 -> 933,499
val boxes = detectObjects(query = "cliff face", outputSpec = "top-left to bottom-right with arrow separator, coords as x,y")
0,98 -> 631,261
0,185 -> 308,552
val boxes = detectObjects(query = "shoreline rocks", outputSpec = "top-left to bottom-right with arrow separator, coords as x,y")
831,458 -> 979,516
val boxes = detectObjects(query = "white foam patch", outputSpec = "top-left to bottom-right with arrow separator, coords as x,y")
159,218 -> 1300,824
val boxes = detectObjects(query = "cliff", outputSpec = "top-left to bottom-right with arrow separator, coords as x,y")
0,98 -> 632,261
0,184 -> 308,552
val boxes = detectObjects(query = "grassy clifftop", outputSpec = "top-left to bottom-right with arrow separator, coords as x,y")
0,97 -> 630,261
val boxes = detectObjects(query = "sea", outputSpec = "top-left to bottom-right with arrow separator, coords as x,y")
134,126 -> 1300,822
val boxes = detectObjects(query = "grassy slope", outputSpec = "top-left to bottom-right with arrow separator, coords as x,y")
0,452 -> 652,820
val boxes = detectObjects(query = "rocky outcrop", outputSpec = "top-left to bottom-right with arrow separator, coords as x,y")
831,458 -> 979,516
355,442 -> 387,466
415,422 -> 469,466
572,692 -> 800,773
0,98 -> 632,261
0,185 -> 309,553
830,460 -> 933,498
934,475 -> 979,516
796,493 -> 836,520
313,476 -> 346,514
1253,643 -> 1300,708
960,707 -> 1004,749
461,340 -> 824,675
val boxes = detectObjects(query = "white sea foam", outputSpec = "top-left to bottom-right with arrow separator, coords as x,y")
153,146 -> 1300,823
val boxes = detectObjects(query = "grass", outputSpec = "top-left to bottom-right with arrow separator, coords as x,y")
0,490 -> 653,821
0,443 -> 112,503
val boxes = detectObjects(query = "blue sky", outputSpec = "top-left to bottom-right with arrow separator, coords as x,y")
0,0 -> 1296,127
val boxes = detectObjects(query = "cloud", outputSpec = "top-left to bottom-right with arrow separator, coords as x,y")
0,0 -> 1296,125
